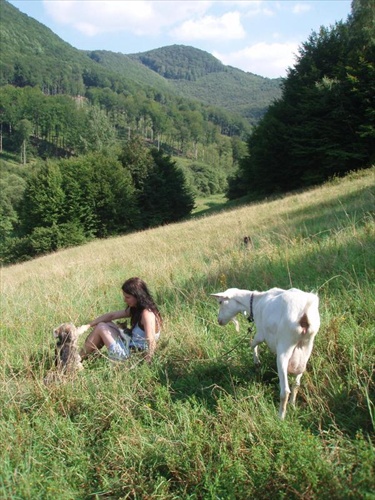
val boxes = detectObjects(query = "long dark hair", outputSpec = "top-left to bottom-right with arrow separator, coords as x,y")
121,277 -> 162,329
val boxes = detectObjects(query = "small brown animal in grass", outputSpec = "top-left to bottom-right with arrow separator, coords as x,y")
243,235 -> 252,249
53,323 -> 84,373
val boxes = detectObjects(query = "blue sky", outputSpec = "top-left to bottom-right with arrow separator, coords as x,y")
8,0 -> 352,79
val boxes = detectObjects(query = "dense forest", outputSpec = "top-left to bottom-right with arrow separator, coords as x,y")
228,0 -> 374,198
0,83 -> 248,160
0,137 -> 196,263
0,0 -> 374,265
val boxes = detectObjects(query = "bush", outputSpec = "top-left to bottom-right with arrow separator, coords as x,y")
0,223 -> 89,265
179,161 -> 228,196
0,235 -> 34,264
57,222 -> 89,248
29,225 -> 60,254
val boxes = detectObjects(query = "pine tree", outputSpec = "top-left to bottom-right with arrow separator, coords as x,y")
21,161 -> 64,232
231,0 -> 374,198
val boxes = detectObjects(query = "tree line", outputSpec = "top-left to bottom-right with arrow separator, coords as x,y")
0,137 -> 194,264
228,0 -> 374,199
0,84 -> 249,163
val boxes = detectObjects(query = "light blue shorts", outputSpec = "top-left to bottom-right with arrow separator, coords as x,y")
108,336 -> 130,361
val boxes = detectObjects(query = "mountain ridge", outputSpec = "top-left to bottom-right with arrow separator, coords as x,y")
88,44 -> 282,122
1,0 -> 282,124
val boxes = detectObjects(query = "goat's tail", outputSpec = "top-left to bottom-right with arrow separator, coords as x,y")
300,294 -> 320,335
299,313 -> 309,335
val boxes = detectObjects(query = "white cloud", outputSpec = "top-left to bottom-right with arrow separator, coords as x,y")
221,0 -> 262,7
44,0 -> 159,34
43,0 -> 213,36
243,2 -> 275,18
214,41 -> 300,78
171,12 -> 246,41
74,22 -> 99,37
292,3 -> 312,14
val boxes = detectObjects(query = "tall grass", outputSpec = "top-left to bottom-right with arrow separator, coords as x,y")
1,168 -> 374,499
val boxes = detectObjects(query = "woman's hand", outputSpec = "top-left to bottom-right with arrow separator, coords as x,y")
76,324 -> 91,335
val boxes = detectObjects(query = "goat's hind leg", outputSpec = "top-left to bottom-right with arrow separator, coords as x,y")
290,373 -> 303,407
277,352 -> 292,419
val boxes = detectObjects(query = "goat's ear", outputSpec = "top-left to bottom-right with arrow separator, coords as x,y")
210,293 -> 231,302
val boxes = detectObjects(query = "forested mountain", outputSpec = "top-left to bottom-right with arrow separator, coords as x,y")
1,0 -> 97,95
170,67 -> 281,124
85,50 -> 175,96
0,0 -> 258,178
0,0 -> 174,96
128,45 -> 282,123
1,0 -> 284,173
0,0 -> 281,124
130,45 -> 225,80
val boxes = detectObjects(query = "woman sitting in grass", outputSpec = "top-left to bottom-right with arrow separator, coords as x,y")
79,277 -> 162,364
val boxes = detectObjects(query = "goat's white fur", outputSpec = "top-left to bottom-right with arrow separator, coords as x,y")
211,287 -> 320,419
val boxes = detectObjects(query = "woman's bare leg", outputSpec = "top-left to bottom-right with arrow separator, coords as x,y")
80,322 -> 120,360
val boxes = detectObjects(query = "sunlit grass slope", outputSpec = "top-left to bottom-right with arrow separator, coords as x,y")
1,168 -> 374,499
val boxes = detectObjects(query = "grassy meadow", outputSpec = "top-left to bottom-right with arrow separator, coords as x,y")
1,168 -> 374,499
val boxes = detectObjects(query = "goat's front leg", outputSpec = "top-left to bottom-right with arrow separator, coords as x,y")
250,332 -> 263,365
252,345 -> 260,365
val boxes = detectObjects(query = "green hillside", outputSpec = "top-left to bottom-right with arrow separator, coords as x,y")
0,0 -> 281,124
87,45 -> 282,124
128,44 -> 282,123
1,168 -> 374,498
0,0 -> 145,95
85,49 -> 175,95
129,44 -> 226,80
170,65 -> 282,123
1,0 -> 89,92
0,0 -> 82,61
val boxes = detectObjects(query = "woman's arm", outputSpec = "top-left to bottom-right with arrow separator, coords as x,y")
142,309 -> 157,363
89,308 -> 130,327
76,308 -> 130,334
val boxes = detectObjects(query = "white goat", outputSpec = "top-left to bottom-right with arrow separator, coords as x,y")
211,287 -> 320,419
